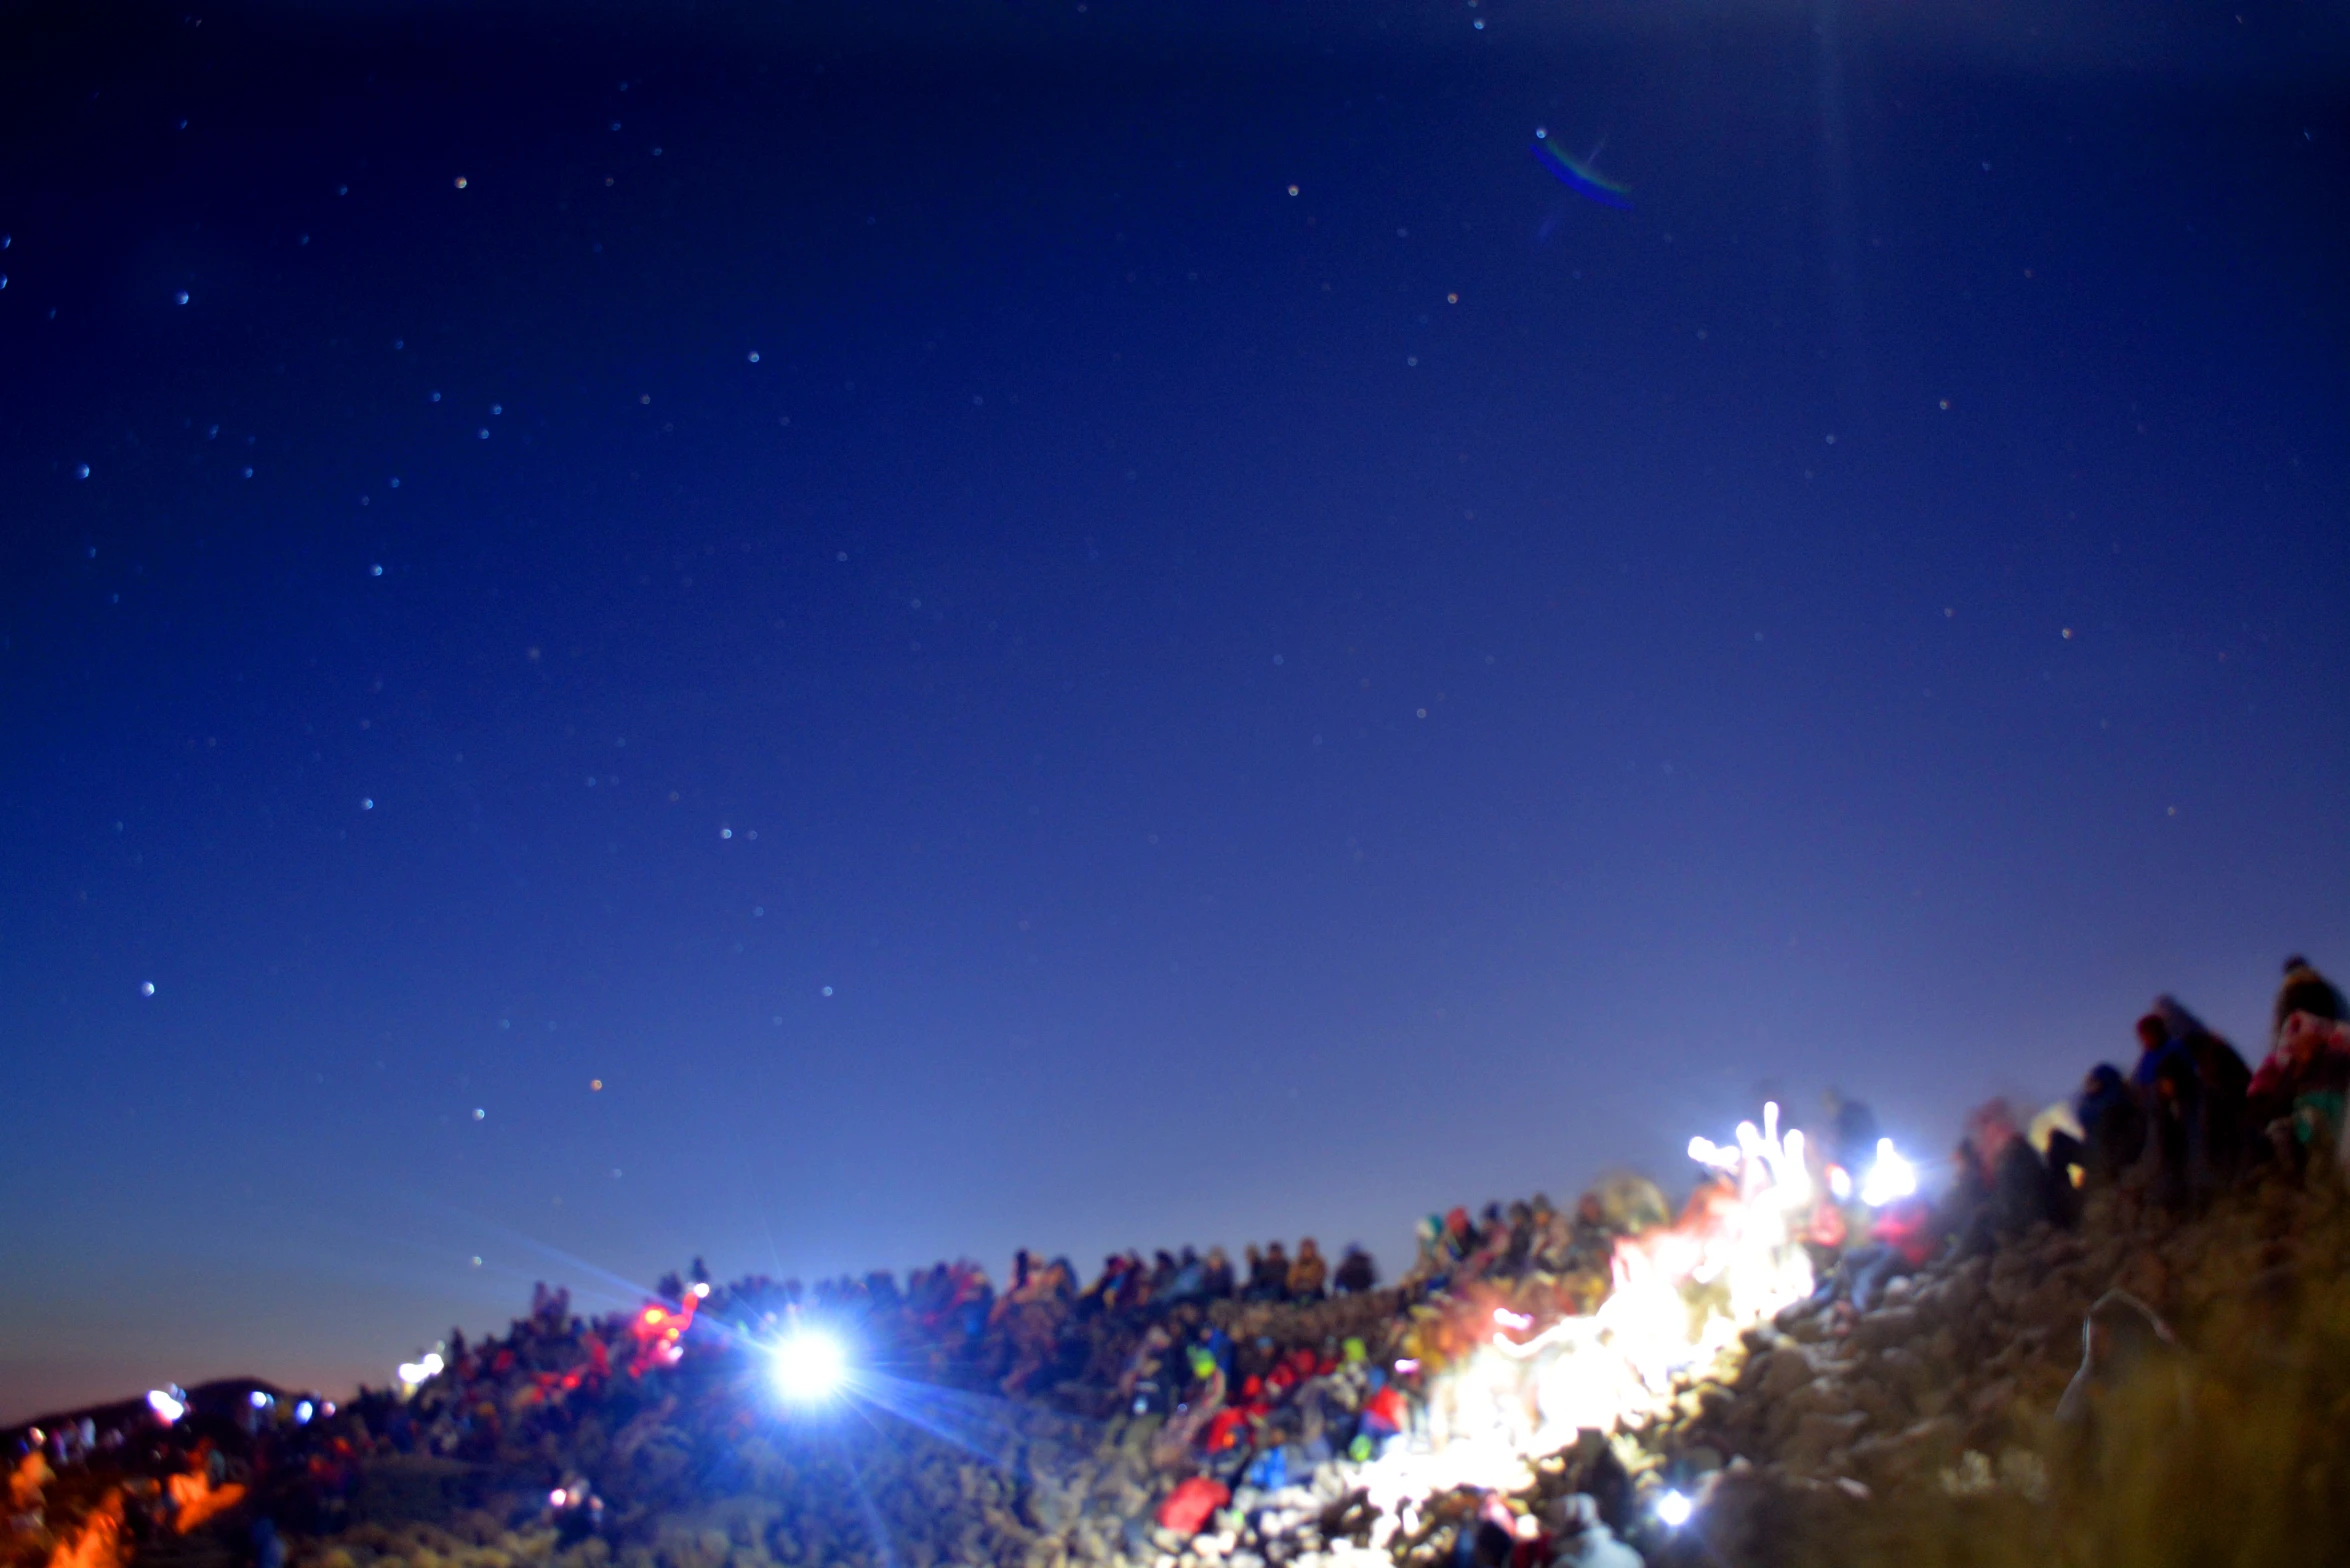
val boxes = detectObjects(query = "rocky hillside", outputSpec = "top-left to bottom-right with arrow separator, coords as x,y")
14,1151 -> 2350,1568
1609,1177 -> 2350,1566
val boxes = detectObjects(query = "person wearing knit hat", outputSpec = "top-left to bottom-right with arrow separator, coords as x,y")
2274,955 -> 2348,1049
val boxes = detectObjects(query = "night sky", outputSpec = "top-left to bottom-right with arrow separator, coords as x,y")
2,0 -> 2344,1422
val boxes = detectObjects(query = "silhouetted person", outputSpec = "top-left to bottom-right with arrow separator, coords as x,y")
2075,1063 -> 2146,1187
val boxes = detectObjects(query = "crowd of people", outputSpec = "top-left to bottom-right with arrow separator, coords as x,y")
626,1228 -> 1388,1411
1799,955 -> 2350,1324
9,954 -> 2346,1568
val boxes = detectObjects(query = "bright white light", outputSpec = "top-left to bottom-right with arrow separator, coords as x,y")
1492,1307 -> 1533,1331
249,1390 -> 271,1409
147,1390 -> 186,1423
1861,1138 -> 1917,1207
1687,1135 -> 1742,1171
691,1281 -> 711,1299
549,1489 -> 568,1508
1656,1490 -> 1694,1529
1828,1164 -> 1853,1201
396,1351 -> 445,1391
294,1401 -> 314,1425
769,1331 -> 848,1402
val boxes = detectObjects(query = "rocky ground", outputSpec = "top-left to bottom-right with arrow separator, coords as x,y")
1605,1174 -> 2350,1566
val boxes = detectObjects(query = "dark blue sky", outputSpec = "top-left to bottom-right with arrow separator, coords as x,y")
3,0 -> 2344,1420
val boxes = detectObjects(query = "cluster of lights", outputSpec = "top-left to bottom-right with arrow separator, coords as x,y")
1686,1102 -> 1814,1214
1347,1100 -> 1852,1548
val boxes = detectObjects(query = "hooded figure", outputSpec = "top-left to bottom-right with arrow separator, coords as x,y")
2054,1290 -> 2191,1468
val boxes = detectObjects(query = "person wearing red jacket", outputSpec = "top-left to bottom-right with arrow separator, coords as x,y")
1804,1194 -> 1942,1319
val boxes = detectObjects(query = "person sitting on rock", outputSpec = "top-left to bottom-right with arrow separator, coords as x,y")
1252,1241 -> 1291,1301
1078,1253 -> 1125,1316
1288,1237 -> 1328,1301
2074,1063 -> 2146,1188
1801,1191 -> 1941,1322
2141,995 -> 2254,1186
1332,1243 -> 1378,1295
2188,1017 -> 2255,1185
2131,1012 -> 2191,1093
1564,1192 -> 1615,1269
2248,1008 -> 2350,1164
1951,1099 -> 2067,1251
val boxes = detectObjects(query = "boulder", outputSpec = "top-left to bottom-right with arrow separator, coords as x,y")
1785,1410 -> 1869,1470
